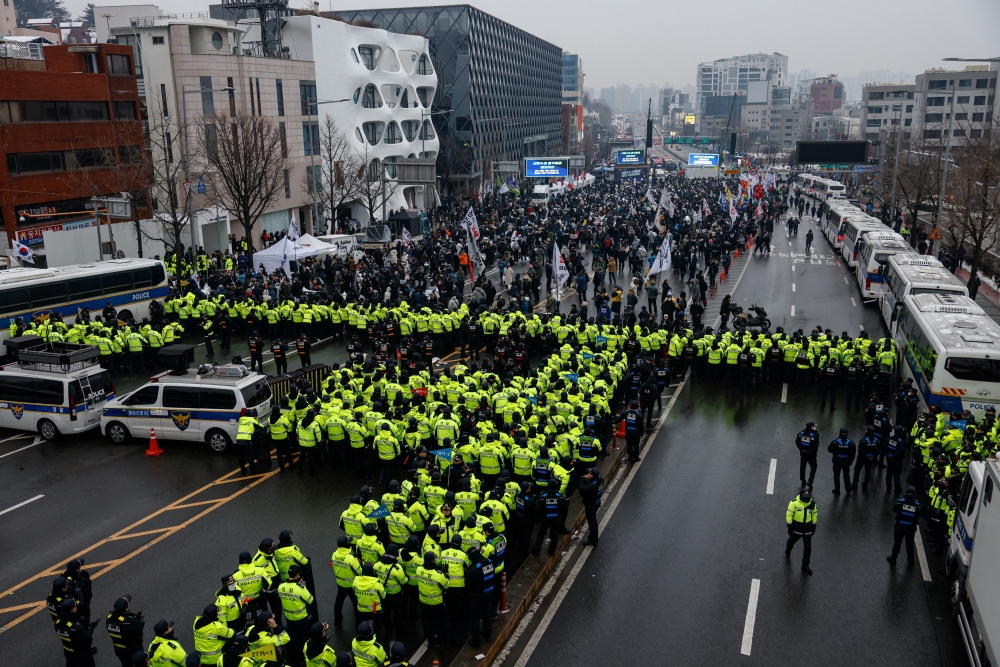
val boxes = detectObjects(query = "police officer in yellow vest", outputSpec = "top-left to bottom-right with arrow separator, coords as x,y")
148,620 -> 188,667
232,551 -> 271,629
297,409 -> 323,475
235,414 -> 262,477
192,605 -> 235,665
277,564 -> 314,662
214,576 -> 242,629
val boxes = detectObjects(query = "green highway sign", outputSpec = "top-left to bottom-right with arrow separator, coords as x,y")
668,137 -> 713,145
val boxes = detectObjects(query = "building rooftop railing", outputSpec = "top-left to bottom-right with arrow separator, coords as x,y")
131,12 -> 210,27
0,42 -> 45,61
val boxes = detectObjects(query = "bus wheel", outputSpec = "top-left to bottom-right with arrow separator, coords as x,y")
206,429 -> 231,454
106,422 -> 131,444
38,419 -> 58,440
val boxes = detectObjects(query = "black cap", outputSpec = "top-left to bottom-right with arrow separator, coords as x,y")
202,604 -> 218,619
288,564 -> 302,577
153,620 -> 173,636
805,421 -> 815,427
52,576 -> 68,591
309,622 -> 326,639
361,563 -> 375,577
113,597 -> 130,613
356,620 -> 375,639
389,641 -> 406,659
839,427 -> 848,435
337,535 -> 350,548
131,651 -> 149,666
278,530 -> 293,544
238,551 -> 252,564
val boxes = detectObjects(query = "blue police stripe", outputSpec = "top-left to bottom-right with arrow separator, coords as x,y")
0,285 -> 170,329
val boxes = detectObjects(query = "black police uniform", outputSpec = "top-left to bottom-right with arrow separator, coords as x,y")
888,493 -> 921,564
578,472 -> 604,545
465,553 -> 495,649
884,429 -> 907,493
623,407 -> 642,462
853,431 -> 879,489
106,609 -> 144,667
513,489 -> 537,554
827,433 -> 856,494
795,426 -> 819,486
532,490 -> 568,556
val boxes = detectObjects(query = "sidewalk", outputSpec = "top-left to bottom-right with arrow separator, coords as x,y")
953,267 -> 1000,326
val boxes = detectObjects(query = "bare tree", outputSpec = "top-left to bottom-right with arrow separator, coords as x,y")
353,142 -> 399,224
300,114 -> 362,234
885,129 -> 944,236
67,108 -> 152,257
141,94 -> 195,258
942,121 -> 1000,295
199,112 -> 286,266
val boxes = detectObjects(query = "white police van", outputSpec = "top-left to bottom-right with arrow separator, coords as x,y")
101,354 -> 272,453
0,337 -> 113,439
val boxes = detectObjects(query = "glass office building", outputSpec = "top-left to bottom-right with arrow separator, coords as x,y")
337,5 -> 563,191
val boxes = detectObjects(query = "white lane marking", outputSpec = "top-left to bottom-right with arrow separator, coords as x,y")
916,526 -> 933,582
844,276 -> 849,284
788,241 -> 792,246
790,305 -> 796,317
410,641 -> 428,664
741,579 -> 762,656
0,433 -> 32,444
792,283 -> 796,292
792,266 -> 795,272
505,374 -> 688,667
0,436 -> 43,460
860,324 -> 865,331
766,459 -> 777,495
851,297 -> 857,307
0,494 -> 44,516
710,253 -> 754,329
781,384 -> 788,403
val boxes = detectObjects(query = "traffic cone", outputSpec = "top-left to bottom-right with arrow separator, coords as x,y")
721,270 -> 727,281
145,427 -> 163,456
734,249 -> 739,258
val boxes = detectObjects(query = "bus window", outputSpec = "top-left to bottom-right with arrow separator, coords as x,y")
0,287 -> 29,316
101,271 -> 132,295
36,379 -> 64,405
945,357 -> 1000,383
29,282 -> 68,308
151,264 -> 166,285
68,276 -> 102,300
0,376 -> 35,402
132,268 -> 152,288
910,327 -> 936,380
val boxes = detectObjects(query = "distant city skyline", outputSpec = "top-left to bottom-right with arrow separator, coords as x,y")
60,0 -> 999,91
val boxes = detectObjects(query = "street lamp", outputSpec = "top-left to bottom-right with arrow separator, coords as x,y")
306,97 -> 352,234
180,83 -> 233,261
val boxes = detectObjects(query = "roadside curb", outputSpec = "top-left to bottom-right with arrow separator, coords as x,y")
448,414 -> 666,667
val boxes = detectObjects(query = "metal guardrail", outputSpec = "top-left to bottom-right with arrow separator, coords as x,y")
0,42 -> 45,61
130,12 -> 209,27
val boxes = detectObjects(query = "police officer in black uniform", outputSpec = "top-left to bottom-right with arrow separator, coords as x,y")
887,486 -> 921,566
621,399 -> 643,462
853,425 -> 879,490
106,596 -> 144,667
512,482 -> 537,555
639,376 -> 658,428
818,355 -> 839,411
465,546 -> 494,650
55,598 -> 98,667
795,421 -> 819,487
579,467 -> 603,546
827,427 -> 856,495
532,487 -> 568,557
271,338 -> 288,376
62,559 -> 93,624
247,331 -> 264,374
885,425 -> 907,494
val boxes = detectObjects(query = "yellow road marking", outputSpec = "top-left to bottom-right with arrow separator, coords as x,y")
0,459 -> 287,634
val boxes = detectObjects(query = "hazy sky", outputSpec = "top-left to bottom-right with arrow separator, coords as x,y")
74,0 -> 1000,89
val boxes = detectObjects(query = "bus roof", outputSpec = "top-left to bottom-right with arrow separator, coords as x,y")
908,293 -> 1000,350
890,253 -> 943,267
898,263 -> 967,289
865,238 -> 912,252
0,259 -> 161,286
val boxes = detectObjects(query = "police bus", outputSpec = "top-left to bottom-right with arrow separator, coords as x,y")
816,177 -> 847,199
855,234 -> 909,300
0,259 -> 168,349
893,293 -> 1000,418
841,216 -> 891,268
823,199 -> 864,250
880,253 -> 968,327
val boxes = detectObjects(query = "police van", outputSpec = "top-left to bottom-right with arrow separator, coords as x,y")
101,351 -> 272,453
0,337 -> 114,439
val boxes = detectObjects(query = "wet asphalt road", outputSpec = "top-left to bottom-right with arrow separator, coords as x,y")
0,220 -> 965,666
0,253 -> 573,665
516,217 -> 967,667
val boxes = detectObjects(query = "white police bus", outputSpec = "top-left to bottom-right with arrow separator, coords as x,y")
893,293 -> 1000,417
0,259 -> 168,347
823,199 -> 864,250
880,253 -> 968,327
855,234 -> 909,300
841,216 -> 891,268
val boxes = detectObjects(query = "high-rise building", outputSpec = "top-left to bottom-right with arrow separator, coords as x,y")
336,5 -> 563,191
809,75 -> 844,114
562,53 -> 585,105
599,87 -> 615,110
615,84 -> 631,113
860,84 -> 916,141
696,53 -> 788,111
910,65 -> 998,148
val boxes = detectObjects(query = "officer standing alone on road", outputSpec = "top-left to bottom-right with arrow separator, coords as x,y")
795,422 -> 819,487
887,486 -> 922,566
621,399 -> 643,463
785,488 -> 817,575
578,467 -> 603,546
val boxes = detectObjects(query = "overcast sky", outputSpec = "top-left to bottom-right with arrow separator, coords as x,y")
75,0 -> 1000,89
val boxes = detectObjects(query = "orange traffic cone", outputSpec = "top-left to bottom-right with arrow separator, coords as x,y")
721,270 -> 727,281
734,249 -> 739,258
145,427 -> 163,456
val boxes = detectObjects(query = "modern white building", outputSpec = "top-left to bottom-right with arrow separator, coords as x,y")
281,14 -> 439,223
911,65 -> 998,147
697,52 -> 788,111
860,83 -> 916,141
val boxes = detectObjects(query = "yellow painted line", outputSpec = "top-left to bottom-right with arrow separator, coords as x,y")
171,499 -> 225,510
0,458 -> 287,635
0,601 -> 46,615
213,473 -> 268,484
110,527 -> 175,541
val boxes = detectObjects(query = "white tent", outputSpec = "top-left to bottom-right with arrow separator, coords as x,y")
295,233 -> 338,255
254,237 -> 320,276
